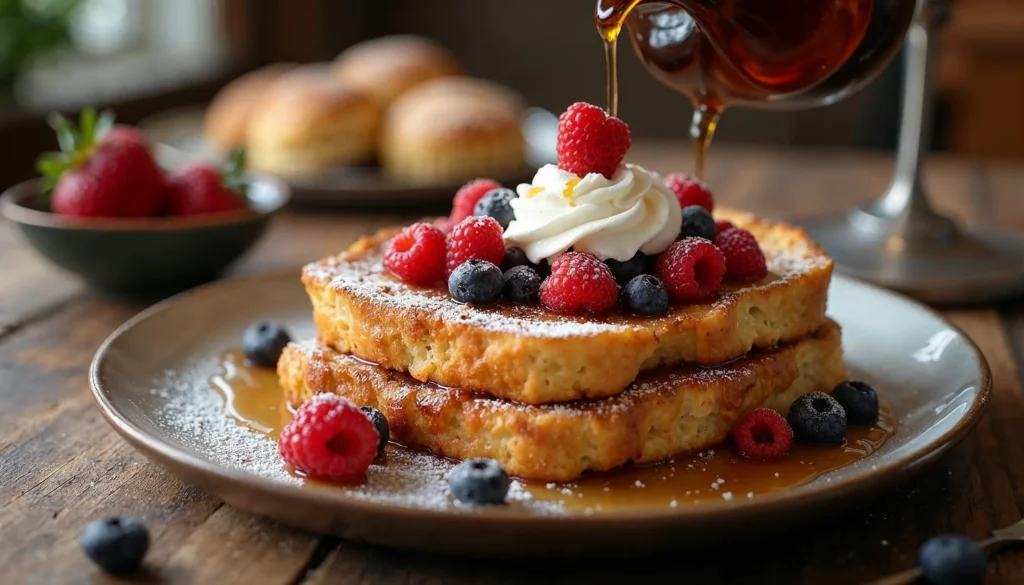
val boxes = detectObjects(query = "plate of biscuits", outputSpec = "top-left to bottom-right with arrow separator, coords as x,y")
92,102 -> 990,557
142,36 -> 555,208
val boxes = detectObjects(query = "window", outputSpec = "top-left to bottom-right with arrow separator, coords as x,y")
15,0 -> 229,111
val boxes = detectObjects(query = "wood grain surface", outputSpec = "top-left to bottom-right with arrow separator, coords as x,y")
2,142 -> 1023,585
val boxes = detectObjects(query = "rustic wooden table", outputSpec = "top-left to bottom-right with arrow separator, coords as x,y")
3,142 -> 1024,585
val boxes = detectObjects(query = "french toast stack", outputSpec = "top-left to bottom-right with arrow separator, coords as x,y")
277,208 -> 843,482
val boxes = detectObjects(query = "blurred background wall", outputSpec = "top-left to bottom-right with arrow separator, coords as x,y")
0,0 -> 1020,187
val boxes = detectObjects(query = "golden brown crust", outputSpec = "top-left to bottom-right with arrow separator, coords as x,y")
302,208 -> 834,404
246,69 -> 381,176
333,35 -> 463,107
204,63 -> 296,153
279,321 -> 845,481
380,77 -> 526,185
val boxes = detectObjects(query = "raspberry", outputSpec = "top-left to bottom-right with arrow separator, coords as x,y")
732,408 -> 794,460
433,216 -> 452,233
715,220 -> 735,235
278,394 -> 379,481
383,222 -> 447,285
446,216 -> 505,277
653,238 -> 726,302
717,227 -> 768,281
556,102 -> 631,179
450,178 -> 501,225
664,173 -> 714,212
539,252 -> 619,313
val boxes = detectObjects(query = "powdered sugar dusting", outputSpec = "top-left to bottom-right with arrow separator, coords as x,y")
152,364 -> 563,515
154,360 -> 298,484
304,225 -> 830,342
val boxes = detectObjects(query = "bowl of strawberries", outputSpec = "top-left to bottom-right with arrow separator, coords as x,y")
1,109 -> 289,293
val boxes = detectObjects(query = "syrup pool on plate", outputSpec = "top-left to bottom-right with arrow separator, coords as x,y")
211,349 -> 896,511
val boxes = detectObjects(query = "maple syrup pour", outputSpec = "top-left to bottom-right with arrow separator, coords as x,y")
211,349 -> 897,510
595,0 -> 903,178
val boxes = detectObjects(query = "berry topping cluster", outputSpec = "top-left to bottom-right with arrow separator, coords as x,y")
731,381 -> 880,460
384,180 -> 768,316
381,101 -> 771,316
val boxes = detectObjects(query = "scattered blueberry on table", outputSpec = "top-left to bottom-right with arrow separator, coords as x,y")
79,516 -> 150,575
918,534 -> 987,585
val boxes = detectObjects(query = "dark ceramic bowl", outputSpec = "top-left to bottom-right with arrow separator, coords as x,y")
1,174 -> 289,294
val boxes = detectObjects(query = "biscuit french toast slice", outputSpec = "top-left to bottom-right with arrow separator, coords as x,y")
302,208 -> 833,405
279,320 -> 845,482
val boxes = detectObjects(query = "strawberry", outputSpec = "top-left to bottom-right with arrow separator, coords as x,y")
166,149 -> 250,216
37,109 -> 166,218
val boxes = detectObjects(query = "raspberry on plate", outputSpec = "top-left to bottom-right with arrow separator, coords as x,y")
383,222 -> 447,286
539,251 -> 619,313
278,394 -> 379,482
732,408 -> 794,460
653,237 -> 726,303
717,227 -> 768,281
715,220 -> 735,235
664,173 -> 713,212
556,102 -> 631,179
445,216 -> 505,277
450,178 -> 501,225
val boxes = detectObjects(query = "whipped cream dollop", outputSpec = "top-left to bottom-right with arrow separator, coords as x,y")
503,164 -> 682,263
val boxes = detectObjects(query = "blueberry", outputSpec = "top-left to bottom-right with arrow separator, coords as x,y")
79,516 -> 149,575
919,534 -> 987,585
447,458 -> 509,505
621,274 -> 669,316
532,258 -> 552,279
448,260 -> 503,305
501,246 -> 530,272
832,380 -> 879,425
606,252 -> 649,287
473,188 -> 518,230
242,321 -> 292,367
786,392 -> 847,445
503,265 -> 541,304
680,205 -> 716,242
360,406 -> 390,456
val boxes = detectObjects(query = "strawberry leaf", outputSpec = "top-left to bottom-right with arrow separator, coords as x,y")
222,148 -> 249,196
95,110 -> 116,140
79,107 -> 97,145
47,113 -> 77,153
36,152 -> 71,194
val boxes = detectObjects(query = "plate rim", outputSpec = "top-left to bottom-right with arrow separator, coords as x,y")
88,271 -> 992,527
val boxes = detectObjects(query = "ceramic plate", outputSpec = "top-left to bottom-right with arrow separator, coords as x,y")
140,107 -> 557,209
89,273 -> 990,557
